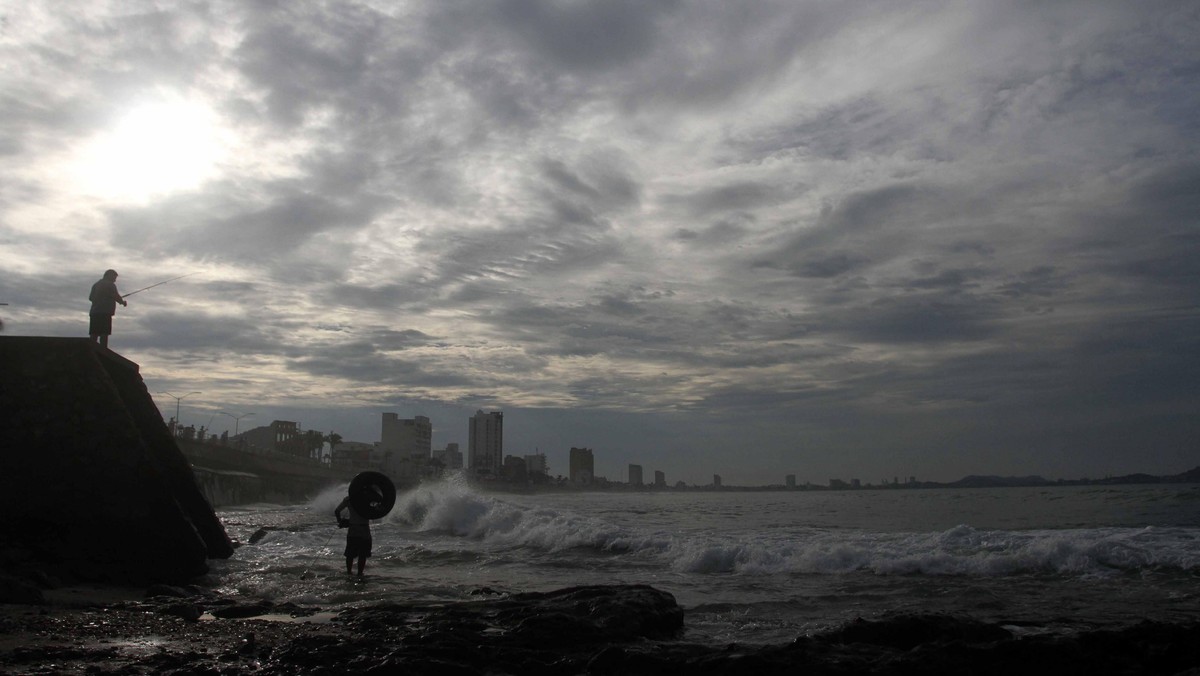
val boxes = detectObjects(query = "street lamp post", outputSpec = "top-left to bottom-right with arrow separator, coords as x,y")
221,411 -> 255,436
159,391 -> 201,429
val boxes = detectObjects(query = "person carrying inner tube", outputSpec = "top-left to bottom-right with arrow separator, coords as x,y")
334,490 -> 373,576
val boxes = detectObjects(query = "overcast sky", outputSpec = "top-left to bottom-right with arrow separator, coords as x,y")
3,1 -> 1198,485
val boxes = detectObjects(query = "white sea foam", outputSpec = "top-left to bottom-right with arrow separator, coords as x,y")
308,482 -> 351,514
670,525 -> 1200,577
390,480 -> 643,553
383,481 -> 1200,578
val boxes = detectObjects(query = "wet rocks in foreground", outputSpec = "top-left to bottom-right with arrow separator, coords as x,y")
1,584 -> 1198,675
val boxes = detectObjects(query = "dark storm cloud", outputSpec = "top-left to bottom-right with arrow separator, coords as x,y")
432,1 -> 860,115
122,310 -> 280,354
601,2 -> 868,111
234,3 -> 411,128
903,266 -> 986,292
470,288 -> 823,374
736,96 -> 899,163
491,0 -> 669,73
665,181 -> 796,217
672,217 -> 752,246
316,282 -> 430,314
107,177 -> 388,262
1106,164 -> 1200,293
539,158 -> 641,211
778,252 -> 870,279
828,293 -> 1004,344
288,339 -> 472,389
751,183 -> 950,278
0,270 -> 91,314
997,266 -> 1066,300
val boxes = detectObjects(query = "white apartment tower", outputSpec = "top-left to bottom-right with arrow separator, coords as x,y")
468,410 -> 503,474
380,413 -> 432,464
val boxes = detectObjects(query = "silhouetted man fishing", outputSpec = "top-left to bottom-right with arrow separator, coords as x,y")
88,269 -> 126,348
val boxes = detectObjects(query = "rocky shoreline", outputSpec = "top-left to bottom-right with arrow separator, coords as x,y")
2,580 -> 1198,675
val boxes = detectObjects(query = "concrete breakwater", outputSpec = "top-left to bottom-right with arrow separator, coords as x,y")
0,336 -> 232,582
176,439 -> 360,507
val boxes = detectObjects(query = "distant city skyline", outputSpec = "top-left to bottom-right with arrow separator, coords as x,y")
4,3 -> 1198,486
190,405 -> 1194,489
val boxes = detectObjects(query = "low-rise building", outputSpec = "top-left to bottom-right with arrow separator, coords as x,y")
433,442 -> 464,470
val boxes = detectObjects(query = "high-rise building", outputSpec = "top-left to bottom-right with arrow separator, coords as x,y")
569,447 -> 594,484
786,474 -> 796,488
380,413 -> 432,462
654,470 -> 665,487
468,410 -> 503,474
628,464 -> 643,487
713,474 -> 722,488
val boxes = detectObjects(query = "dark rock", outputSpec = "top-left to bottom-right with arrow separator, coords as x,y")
0,574 -> 45,605
0,338 -> 233,583
820,613 -> 1012,649
27,570 -> 61,589
497,585 -> 684,643
145,583 -> 191,598
338,584 -> 683,651
210,601 -> 276,619
158,603 -> 204,622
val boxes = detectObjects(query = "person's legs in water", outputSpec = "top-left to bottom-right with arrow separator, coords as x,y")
357,555 -> 366,576
345,556 -> 354,575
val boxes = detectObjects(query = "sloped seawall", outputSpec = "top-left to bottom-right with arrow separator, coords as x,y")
0,337 -> 233,582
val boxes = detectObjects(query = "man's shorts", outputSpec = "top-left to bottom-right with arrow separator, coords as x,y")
89,314 -> 113,336
345,535 -> 372,559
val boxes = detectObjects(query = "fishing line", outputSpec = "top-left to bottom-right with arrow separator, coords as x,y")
123,272 -> 200,297
300,526 -> 340,580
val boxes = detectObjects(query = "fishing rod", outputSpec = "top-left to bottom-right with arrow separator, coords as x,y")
123,273 -> 199,297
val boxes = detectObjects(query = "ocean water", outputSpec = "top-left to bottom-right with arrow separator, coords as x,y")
211,478 -> 1200,645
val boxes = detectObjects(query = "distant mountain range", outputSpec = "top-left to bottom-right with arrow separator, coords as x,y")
936,466 -> 1200,489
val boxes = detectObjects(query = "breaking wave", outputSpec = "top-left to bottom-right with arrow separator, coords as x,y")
387,480 -> 1200,578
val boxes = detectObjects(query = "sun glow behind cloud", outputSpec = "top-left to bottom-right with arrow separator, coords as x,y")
71,98 -> 230,203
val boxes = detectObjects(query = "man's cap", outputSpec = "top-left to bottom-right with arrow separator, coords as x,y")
104,269 -> 118,278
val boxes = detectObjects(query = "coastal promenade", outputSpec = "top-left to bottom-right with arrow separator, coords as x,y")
177,438 -> 360,507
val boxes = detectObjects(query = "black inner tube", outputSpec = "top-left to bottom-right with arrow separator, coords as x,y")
348,471 -> 397,519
